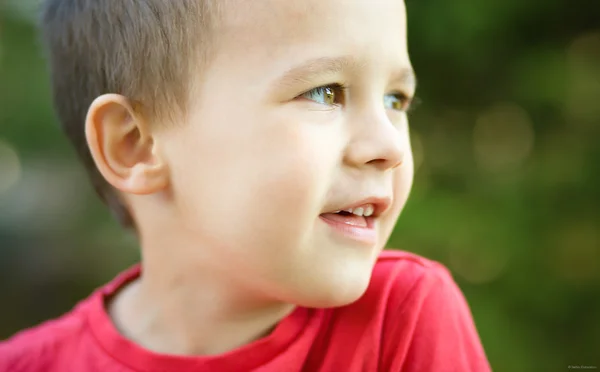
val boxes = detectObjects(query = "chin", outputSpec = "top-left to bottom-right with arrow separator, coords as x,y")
292,270 -> 373,309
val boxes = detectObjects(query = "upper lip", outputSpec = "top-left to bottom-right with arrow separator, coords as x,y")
324,196 -> 392,218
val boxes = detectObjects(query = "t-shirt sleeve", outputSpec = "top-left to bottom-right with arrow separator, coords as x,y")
0,309 -> 88,372
381,261 -> 492,372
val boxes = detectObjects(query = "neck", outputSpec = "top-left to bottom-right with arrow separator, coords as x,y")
108,229 -> 295,356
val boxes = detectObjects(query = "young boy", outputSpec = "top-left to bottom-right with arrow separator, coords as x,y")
1,0 -> 491,371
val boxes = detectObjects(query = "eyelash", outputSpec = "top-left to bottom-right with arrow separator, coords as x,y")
300,83 -> 348,107
300,84 -> 416,112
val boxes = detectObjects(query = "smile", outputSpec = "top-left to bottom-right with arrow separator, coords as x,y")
319,204 -> 378,246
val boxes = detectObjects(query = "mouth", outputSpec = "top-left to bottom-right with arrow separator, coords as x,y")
319,197 -> 392,246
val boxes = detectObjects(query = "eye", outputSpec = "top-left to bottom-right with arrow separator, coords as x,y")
300,84 -> 346,106
384,92 -> 413,111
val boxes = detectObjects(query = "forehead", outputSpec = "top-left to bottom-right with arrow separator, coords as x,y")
213,0 -> 410,79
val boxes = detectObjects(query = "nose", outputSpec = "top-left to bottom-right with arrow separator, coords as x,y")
344,111 -> 406,171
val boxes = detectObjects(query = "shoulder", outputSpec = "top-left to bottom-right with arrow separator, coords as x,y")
370,250 -> 491,372
0,297 -> 92,372
372,249 -> 474,323
310,250 -> 466,370
367,249 -> 451,305
337,249 -> 451,323
369,249 -> 471,335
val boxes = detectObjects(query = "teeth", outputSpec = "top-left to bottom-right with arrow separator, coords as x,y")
335,203 -> 375,217
352,204 -> 375,217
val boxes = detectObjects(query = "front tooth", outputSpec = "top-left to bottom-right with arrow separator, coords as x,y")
345,208 -> 353,213
352,207 -> 364,216
364,204 -> 374,217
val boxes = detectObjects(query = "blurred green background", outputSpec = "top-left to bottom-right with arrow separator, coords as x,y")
1,0 -> 599,371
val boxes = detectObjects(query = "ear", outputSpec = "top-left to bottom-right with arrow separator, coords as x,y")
85,94 -> 169,195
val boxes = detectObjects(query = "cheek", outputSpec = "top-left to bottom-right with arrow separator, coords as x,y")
169,110 -> 339,251
239,127 -> 338,248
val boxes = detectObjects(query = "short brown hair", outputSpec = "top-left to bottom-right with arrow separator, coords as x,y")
40,0 -> 220,229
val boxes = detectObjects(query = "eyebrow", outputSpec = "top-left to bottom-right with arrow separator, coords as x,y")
274,55 -> 417,90
274,56 -> 363,88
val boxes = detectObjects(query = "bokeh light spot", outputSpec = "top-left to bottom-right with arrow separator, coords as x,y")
566,31 -> 600,126
449,240 -> 510,284
550,223 -> 599,284
473,102 -> 535,172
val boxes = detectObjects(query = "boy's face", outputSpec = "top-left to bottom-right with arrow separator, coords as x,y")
159,0 -> 415,306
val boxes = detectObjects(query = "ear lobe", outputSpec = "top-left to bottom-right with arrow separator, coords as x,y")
85,94 -> 169,195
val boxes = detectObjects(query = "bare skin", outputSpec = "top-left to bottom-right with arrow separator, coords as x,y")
86,0 -> 415,356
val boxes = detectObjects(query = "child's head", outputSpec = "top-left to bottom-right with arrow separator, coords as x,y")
41,1 -> 222,228
42,0 -> 416,307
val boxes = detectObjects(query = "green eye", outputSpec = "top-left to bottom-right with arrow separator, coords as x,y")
384,93 -> 411,111
301,84 -> 345,106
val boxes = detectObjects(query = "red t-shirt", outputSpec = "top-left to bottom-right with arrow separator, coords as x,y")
0,250 -> 491,371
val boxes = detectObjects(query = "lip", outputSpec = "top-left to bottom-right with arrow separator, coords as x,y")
319,214 -> 377,246
319,196 -> 391,246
